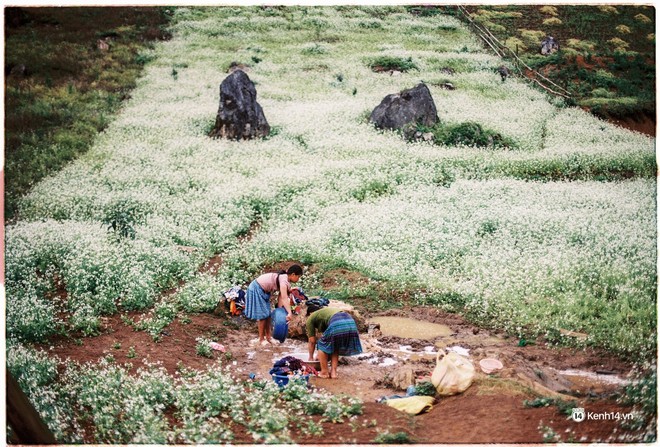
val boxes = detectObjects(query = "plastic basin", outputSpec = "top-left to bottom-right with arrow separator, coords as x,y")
271,307 -> 288,343
479,358 -> 503,374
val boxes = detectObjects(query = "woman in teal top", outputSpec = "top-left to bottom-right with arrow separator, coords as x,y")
306,307 -> 362,379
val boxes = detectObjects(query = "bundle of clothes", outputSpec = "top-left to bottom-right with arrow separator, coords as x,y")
223,286 -> 246,316
289,287 -> 308,314
269,356 -> 318,377
305,297 -> 330,314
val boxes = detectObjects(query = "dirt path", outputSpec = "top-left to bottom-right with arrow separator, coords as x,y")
42,303 -> 640,443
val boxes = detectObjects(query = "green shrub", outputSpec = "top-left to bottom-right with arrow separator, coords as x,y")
102,198 -> 148,240
375,431 -> 414,444
432,166 -> 455,188
195,337 -> 214,358
369,56 -> 418,72
430,121 -> 516,149
302,43 -> 328,55
358,20 -> 383,29
543,17 -> 562,26
351,180 -> 393,202
413,381 -> 437,396
176,274 -> 224,313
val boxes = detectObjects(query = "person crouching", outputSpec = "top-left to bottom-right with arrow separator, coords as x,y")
306,307 -> 363,379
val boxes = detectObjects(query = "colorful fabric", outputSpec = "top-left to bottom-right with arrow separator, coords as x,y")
316,312 -> 363,356
290,287 -> 308,304
269,356 -> 317,376
244,279 -> 271,321
307,297 -> 329,308
224,286 -> 246,315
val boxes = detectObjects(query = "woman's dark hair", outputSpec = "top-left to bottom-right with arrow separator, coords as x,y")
286,264 -> 303,276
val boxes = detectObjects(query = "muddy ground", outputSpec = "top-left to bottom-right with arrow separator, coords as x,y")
42,292 -> 644,444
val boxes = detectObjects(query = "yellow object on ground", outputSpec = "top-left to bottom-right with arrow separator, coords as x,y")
384,396 -> 435,415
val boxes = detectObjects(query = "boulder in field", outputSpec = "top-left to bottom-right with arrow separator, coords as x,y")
370,83 -> 438,139
209,69 -> 270,140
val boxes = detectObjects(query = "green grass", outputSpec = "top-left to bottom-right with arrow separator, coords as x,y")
4,6 -> 656,443
451,5 -> 655,124
4,7 -> 172,220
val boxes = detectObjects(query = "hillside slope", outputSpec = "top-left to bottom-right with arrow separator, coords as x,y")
6,6 -> 656,444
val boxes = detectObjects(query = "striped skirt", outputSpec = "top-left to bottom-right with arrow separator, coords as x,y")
317,312 -> 363,356
244,280 -> 271,321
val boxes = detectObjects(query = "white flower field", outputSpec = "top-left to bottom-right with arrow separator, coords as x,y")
6,6 -> 656,443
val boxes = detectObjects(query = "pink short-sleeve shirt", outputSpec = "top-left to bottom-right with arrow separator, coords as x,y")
256,272 -> 290,294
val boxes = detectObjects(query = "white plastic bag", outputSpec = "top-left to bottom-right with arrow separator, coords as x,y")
431,350 -> 475,396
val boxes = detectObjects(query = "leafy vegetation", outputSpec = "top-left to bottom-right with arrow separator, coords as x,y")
420,121 -> 517,149
523,397 -> 577,416
369,55 -> 418,73
5,5 -> 656,443
374,431 -> 414,444
451,5 -> 655,125
4,7 -> 172,220
619,363 -> 657,442
8,344 -> 362,444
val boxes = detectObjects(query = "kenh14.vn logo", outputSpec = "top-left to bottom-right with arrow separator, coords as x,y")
572,407 -> 633,422
571,408 -> 586,422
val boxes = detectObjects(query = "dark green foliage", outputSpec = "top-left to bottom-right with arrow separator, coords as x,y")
374,431 -> 414,444
498,153 -> 656,182
523,397 -> 577,416
351,180 -> 392,202
4,7 -> 172,220
477,220 -> 499,237
432,166 -> 455,188
459,5 -> 655,126
101,198 -> 147,240
428,121 -> 517,149
413,381 -> 437,396
369,56 -> 418,73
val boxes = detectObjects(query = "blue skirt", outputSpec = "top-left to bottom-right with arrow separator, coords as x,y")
317,312 -> 363,356
244,280 -> 271,321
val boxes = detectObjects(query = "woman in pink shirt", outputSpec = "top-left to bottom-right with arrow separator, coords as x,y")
245,264 -> 303,345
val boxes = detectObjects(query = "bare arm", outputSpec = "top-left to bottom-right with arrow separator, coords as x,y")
308,336 -> 317,360
278,279 -> 293,321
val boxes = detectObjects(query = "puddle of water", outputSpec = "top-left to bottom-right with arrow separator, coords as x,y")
370,316 -> 453,339
557,369 -> 630,387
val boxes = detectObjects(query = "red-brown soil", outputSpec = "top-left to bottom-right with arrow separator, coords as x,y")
41,301 -> 644,443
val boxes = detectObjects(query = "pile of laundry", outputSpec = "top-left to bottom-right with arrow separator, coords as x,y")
269,355 -> 318,376
223,286 -> 246,316
305,297 -> 330,314
289,288 -> 309,314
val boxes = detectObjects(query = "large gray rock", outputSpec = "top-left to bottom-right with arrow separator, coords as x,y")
370,83 -> 438,139
209,69 -> 270,140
